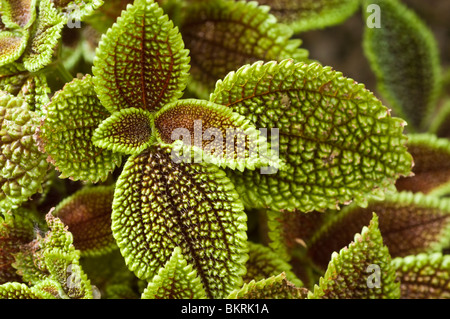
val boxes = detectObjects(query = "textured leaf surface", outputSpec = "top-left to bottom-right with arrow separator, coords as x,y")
53,186 -> 117,257
112,144 -> 248,299
93,108 -> 153,155
22,0 -> 65,72
154,99 -> 281,171
307,192 -> 450,270
37,75 -> 122,183
0,29 -> 29,67
0,209 -> 37,284
1,0 -> 37,28
256,0 -> 360,33
228,273 -> 307,299
211,60 -> 413,212
266,209 -> 325,261
0,282 -> 55,299
396,134 -> 450,196
0,93 -> 48,212
54,0 -> 104,22
0,63 -> 29,95
180,0 -> 308,98
93,0 -> 190,113
141,247 -> 207,299
392,253 -> 450,299
362,0 -> 441,130
14,213 -> 94,299
308,214 -> 400,299
244,242 -> 303,287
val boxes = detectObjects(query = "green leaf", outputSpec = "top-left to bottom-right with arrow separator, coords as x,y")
0,29 -> 29,67
392,253 -> 450,299
0,208 -> 37,284
266,209 -> 325,261
92,0 -> 190,113
179,0 -> 308,98
428,99 -> 450,138
13,213 -> 95,299
0,0 -> 37,29
54,0 -> 104,22
396,133 -> 450,196
53,185 -> 117,257
37,75 -> 122,183
256,0 -> 360,33
112,144 -> 248,299
0,63 -> 29,95
0,281 -> 56,299
22,0 -> 66,72
141,247 -> 207,299
0,93 -> 48,212
211,60 -> 413,212
362,0 -> 441,131
227,273 -> 308,299
307,192 -> 450,270
93,108 -> 154,155
83,0 -> 133,33
308,214 -> 400,299
153,99 -> 282,171
244,242 -> 303,287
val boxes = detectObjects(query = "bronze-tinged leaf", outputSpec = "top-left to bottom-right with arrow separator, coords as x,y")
1,0 -> 37,28
0,209 -> 37,284
92,0 -> 190,113
112,144 -> 248,299
307,192 -> 450,270
179,0 -> 308,98
392,253 -> 450,299
53,186 -> 116,257
396,134 -> 450,196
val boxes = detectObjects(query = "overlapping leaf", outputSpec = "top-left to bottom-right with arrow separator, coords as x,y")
153,99 -> 282,171
111,144 -> 248,299
308,214 -> 400,299
53,185 -> 117,256
13,213 -> 95,299
37,75 -> 122,183
141,247 -> 207,299
22,0 -> 66,72
244,242 -> 303,287
93,108 -> 154,155
307,192 -> 450,270
0,281 -> 57,299
392,253 -> 450,299
362,0 -> 441,131
396,134 -> 450,196
0,63 -> 29,95
0,29 -> 29,67
255,0 -> 360,33
1,0 -> 37,28
0,208 -> 37,284
179,0 -> 308,98
228,272 -> 307,299
0,93 -> 48,212
211,60 -> 413,212
92,0 -> 190,113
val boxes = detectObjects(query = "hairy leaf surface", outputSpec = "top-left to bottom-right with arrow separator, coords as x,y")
37,75 -> 122,183
153,99 -> 281,171
392,253 -> 450,299
0,93 -> 48,212
112,144 -> 248,299
93,0 -> 190,113
179,0 -> 308,98
363,0 -> 441,130
141,247 -> 207,299
211,60 -> 413,212
396,134 -> 450,196
308,214 -> 400,299
93,108 -> 153,155
0,29 -> 29,67
256,0 -> 360,33
53,186 -> 117,257
307,192 -> 450,269
0,0 -> 37,29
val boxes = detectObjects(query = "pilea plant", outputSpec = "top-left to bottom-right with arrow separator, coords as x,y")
1,0 -> 449,301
